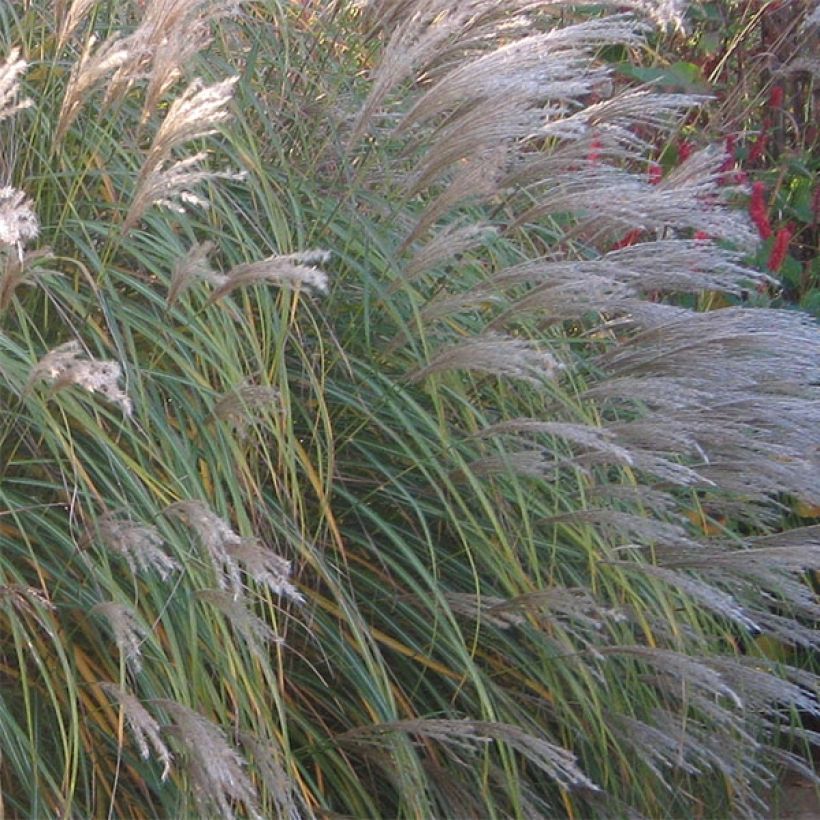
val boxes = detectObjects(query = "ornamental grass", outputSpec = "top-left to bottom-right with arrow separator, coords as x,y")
0,1 -> 817,817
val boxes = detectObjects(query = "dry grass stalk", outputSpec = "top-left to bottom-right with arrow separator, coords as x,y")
28,340 -> 133,415
407,332 -> 561,385
0,48 -> 32,122
205,250 -> 331,303
92,601 -> 148,673
159,699 -> 260,820
99,683 -> 173,780
95,511 -> 179,580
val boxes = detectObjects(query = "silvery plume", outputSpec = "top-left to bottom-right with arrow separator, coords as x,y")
28,340 -> 133,416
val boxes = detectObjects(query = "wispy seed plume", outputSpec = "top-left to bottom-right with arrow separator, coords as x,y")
99,683 -> 172,780
0,48 -> 32,122
159,699 -> 260,820
408,332 -> 561,385
95,511 -> 179,580
0,186 -> 38,250
28,340 -> 132,416
205,250 -> 331,303
92,601 -> 148,673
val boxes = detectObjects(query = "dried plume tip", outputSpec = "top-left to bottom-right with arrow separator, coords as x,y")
159,699 -> 260,820
408,332 -> 562,385
205,250 -> 331,303
122,76 -> 240,234
95,511 -> 179,579
28,340 -> 133,416
166,499 -> 303,602
165,500 -> 244,592
55,36 -> 131,143
92,601 -> 148,673
99,683 -> 172,780
213,380 -> 282,434
0,47 -> 32,121
196,589 -> 280,658
0,187 -> 38,249
167,240 -> 218,307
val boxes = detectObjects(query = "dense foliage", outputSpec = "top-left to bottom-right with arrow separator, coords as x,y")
0,1 -> 817,817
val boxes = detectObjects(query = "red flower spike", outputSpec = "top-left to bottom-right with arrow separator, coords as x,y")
769,86 -> 784,109
749,182 -> 772,240
748,131 -> 768,164
678,140 -> 693,162
649,162 -> 663,185
612,229 -> 643,250
587,136 -> 602,165
694,231 -> 710,241
767,227 -> 792,272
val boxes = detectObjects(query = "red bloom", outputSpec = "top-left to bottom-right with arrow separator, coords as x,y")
648,162 -> 663,185
767,226 -> 792,272
694,231 -> 710,241
612,229 -> 643,250
769,85 -> 784,109
587,136 -> 602,165
748,130 -> 768,164
749,182 -> 771,239
718,135 -> 736,180
678,140 -> 693,162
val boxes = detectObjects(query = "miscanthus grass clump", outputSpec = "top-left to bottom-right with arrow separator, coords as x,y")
0,1 -> 817,817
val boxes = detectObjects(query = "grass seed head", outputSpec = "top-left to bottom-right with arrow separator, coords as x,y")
0,48 -> 32,122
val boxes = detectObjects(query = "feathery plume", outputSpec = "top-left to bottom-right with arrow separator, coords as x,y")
403,222 -> 496,284
0,187 -> 38,250
55,36 -> 131,143
122,151 -> 243,235
213,380 -> 282,434
339,719 -> 599,792
92,602 -> 148,673
94,511 -> 179,580
408,332 -> 561,385
0,48 -> 32,121
137,76 -> 238,183
205,250 -> 331,303
227,539 -> 303,603
28,340 -> 132,416
159,699 -> 260,820
239,732 -> 309,820
0,248 -> 60,312
165,500 -> 243,593
197,589 -> 280,657
166,240 -> 220,307
99,683 -> 172,780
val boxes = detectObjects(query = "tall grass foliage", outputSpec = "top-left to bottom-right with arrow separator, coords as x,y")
1,0 -> 818,816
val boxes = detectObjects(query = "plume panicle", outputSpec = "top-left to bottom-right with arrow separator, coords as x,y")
28,340 -> 132,416
339,719 -> 599,792
408,332 -> 561,385
94,511 -> 179,579
0,186 -> 39,250
205,250 -> 331,304
0,48 -> 32,121
92,601 -> 148,673
160,700 -> 260,820
100,683 -> 172,780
